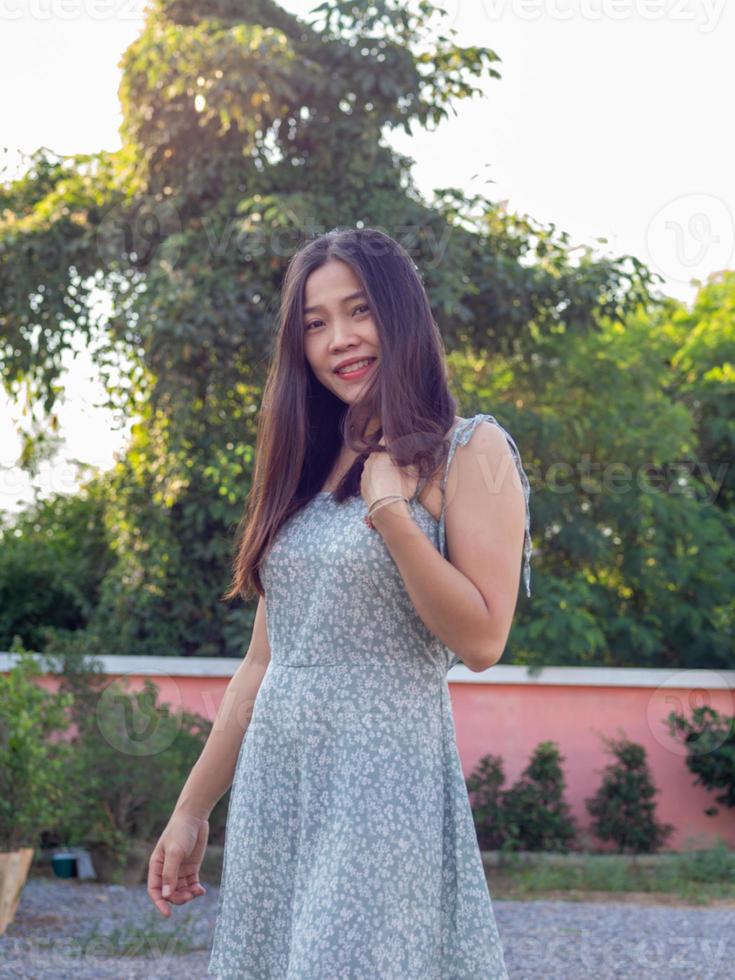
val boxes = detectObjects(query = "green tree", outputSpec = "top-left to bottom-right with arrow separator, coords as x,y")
665,273 -> 735,512
0,650 -> 74,851
465,753 -> 507,851
0,483 -> 114,652
4,1 -> 730,669
500,741 -> 577,852
667,705 -> 735,817
585,734 -> 674,854
448,270 -> 735,669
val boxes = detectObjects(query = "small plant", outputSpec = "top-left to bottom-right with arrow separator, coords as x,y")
667,705 -> 735,817
585,734 -> 673,854
0,648 -> 74,851
56,677 -> 212,868
466,754 -> 507,851
500,741 -> 577,853
486,844 -> 735,903
36,907 -> 208,957
38,654 -> 230,879
673,836 -> 735,884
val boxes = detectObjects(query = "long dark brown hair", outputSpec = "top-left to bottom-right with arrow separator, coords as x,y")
223,226 -> 458,601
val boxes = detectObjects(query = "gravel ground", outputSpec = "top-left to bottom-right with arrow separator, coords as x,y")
1,878 -> 733,979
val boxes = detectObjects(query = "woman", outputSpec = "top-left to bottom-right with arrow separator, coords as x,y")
148,227 -> 532,978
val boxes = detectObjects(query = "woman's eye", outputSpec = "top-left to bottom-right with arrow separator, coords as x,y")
305,306 -> 369,331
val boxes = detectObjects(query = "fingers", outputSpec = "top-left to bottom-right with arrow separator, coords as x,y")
148,857 -> 171,918
173,871 -> 207,902
147,847 -> 172,918
186,869 -> 207,897
163,876 -> 208,908
147,828 -> 209,918
150,878 -> 206,916
161,843 -> 184,902
149,844 -> 192,916
149,861 -> 208,917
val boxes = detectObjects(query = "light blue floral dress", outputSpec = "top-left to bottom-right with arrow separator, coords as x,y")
208,414 -> 532,979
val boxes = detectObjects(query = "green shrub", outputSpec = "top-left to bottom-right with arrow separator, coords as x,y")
585,734 -> 674,853
465,754 -> 507,851
4,635 -> 232,869
0,649 -> 74,851
501,741 -> 577,852
667,705 -> 735,816
35,646 -> 230,868
0,487 -> 114,652
468,741 -> 577,853
52,674 -> 227,865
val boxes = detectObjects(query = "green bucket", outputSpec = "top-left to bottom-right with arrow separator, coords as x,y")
52,852 -> 78,878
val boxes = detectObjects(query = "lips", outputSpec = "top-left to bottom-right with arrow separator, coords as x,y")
335,357 -> 377,375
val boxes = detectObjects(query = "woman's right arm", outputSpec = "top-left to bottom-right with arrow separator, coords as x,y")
147,595 -> 271,916
173,594 -> 272,820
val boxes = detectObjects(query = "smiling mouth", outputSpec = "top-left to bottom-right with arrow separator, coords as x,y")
335,358 -> 377,378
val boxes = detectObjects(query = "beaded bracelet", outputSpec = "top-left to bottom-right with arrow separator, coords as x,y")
364,493 -> 408,530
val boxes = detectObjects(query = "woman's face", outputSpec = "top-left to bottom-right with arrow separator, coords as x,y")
302,258 -> 380,405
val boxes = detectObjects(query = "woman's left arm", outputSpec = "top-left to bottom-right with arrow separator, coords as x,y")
370,421 -> 527,672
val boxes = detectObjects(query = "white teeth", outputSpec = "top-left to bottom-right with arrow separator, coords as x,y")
337,358 -> 374,375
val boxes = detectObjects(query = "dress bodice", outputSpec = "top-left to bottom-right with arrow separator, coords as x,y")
261,413 -> 532,672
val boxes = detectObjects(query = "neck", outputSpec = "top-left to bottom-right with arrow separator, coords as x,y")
345,415 -> 381,441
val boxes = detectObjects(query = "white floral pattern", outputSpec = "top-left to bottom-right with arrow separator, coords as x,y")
207,415 -> 531,978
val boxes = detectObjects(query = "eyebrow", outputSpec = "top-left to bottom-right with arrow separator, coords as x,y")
303,290 -> 368,315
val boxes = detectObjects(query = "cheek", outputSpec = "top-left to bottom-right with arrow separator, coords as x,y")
302,338 -> 318,363
304,343 -> 331,378
368,325 -> 380,352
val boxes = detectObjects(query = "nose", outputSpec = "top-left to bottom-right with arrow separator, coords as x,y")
328,318 -> 363,350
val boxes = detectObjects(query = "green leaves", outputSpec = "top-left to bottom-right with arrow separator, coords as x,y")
0,651 -> 75,851
1,1 -> 732,669
585,735 -> 674,854
668,705 -> 735,815
468,742 -> 578,854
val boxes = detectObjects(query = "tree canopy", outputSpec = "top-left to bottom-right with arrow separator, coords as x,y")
1,0 -> 732,666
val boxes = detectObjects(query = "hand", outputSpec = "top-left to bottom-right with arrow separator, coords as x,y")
360,434 -> 419,513
147,811 -> 209,918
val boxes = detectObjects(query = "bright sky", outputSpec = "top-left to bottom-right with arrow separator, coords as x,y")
1,0 -> 733,516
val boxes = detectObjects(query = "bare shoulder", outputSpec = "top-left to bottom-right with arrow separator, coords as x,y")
443,418 -> 528,657
449,418 -> 521,497
456,417 -> 512,459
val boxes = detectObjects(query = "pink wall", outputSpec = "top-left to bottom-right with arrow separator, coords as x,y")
450,679 -> 735,852
10,656 -> 734,852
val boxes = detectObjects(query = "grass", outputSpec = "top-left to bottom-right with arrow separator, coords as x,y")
35,906 -> 209,958
485,840 -> 735,906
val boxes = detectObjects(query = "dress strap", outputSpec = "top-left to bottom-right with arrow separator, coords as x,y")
437,413 -> 533,598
